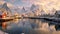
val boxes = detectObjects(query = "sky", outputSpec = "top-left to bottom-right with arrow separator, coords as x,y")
0,0 -> 60,10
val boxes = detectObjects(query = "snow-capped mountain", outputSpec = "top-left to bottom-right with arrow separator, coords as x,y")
2,3 -> 11,11
30,4 -> 47,16
21,7 -> 26,12
20,7 -> 27,14
1,3 -> 13,16
30,4 -> 39,13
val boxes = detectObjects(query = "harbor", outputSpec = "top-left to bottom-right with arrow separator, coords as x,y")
0,0 -> 60,34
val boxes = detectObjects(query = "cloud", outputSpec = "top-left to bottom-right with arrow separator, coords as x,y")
0,1 -> 14,8
0,0 -> 60,10
21,0 -> 60,10
7,3 -> 14,8
0,1 -> 5,5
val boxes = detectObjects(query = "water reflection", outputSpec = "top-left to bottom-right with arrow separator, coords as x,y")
0,19 -> 59,34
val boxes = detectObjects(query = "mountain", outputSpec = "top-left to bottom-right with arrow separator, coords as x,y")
20,7 -> 27,14
30,4 -> 39,13
21,7 -> 25,12
30,4 -> 47,16
2,3 -> 11,11
1,3 -> 12,16
30,4 -> 40,15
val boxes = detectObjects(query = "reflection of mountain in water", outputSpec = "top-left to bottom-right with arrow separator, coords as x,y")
0,19 -> 58,34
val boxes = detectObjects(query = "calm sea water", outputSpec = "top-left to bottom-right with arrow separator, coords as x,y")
0,19 -> 60,34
